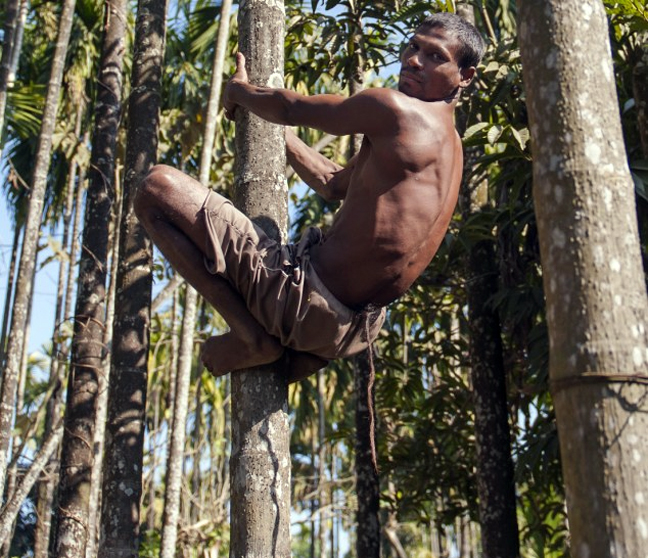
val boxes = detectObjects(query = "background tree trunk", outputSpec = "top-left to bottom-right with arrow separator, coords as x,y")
0,0 -> 76,501
33,109 -> 83,558
456,6 -> 520,556
518,2 -> 648,556
229,0 -> 291,555
159,284 -> 197,558
0,225 -> 21,370
0,0 -> 20,136
159,3 -> 231,551
98,0 -> 167,555
354,351 -> 380,558
347,15 -> 381,557
86,195 -> 121,558
53,0 -> 127,555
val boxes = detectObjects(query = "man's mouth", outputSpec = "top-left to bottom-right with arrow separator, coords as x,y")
400,70 -> 421,84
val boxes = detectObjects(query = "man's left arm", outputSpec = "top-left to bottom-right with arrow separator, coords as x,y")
285,129 -> 356,201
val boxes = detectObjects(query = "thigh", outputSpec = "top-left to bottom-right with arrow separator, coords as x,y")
141,164 -> 252,254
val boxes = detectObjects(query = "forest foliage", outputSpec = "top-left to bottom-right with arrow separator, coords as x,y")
0,0 -> 646,556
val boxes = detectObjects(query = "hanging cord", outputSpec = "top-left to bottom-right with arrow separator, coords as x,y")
364,316 -> 379,474
550,373 -> 648,395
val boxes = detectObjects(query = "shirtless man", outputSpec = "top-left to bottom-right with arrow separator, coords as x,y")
135,13 -> 485,381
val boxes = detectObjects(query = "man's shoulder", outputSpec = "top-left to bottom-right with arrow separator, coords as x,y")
354,87 -> 412,109
356,88 -> 451,122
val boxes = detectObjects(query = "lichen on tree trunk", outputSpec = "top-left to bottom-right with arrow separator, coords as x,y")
518,2 -> 648,556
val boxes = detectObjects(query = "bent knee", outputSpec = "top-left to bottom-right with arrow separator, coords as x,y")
134,165 -> 179,221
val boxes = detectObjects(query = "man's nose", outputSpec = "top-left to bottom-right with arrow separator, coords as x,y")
407,53 -> 422,69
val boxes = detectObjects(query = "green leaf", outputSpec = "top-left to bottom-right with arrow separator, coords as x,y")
487,124 -> 503,144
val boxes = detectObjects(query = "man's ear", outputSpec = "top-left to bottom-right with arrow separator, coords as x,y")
459,66 -> 476,88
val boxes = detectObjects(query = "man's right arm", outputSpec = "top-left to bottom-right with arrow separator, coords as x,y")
286,129 -> 356,201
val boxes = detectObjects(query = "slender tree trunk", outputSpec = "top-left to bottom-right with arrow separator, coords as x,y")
465,233 -> 519,558
518,2 -> 648,556
33,103 -> 84,558
150,272 -> 182,313
0,0 -> 76,501
230,1 -> 291,555
86,193 -> 121,558
53,2 -> 127,555
0,423 -> 64,549
159,284 -> 197,558
0,0 -> 20,136
159,2 -> 231,549
348,17 -> 381,558
7,0 -> 28,90
455,5 -> 520,554
197,0 -> 233,184
317,370 -> 327,557
98,0 -> 167,555
354,351 -> 380,558
0,225 -> 21,370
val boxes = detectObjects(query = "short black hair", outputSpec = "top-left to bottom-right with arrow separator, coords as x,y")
416,12 -> 485,69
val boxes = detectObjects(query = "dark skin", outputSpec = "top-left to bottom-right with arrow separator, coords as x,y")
135,25 -> 475,381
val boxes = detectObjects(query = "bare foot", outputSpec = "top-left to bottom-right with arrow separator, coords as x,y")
286,350 -> 329,383
201,331 -> 284,376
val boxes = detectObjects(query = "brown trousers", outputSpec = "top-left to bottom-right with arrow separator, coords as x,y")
201,191 -> 385,359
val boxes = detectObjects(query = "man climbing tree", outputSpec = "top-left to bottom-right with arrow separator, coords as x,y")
135,13 -> 484,390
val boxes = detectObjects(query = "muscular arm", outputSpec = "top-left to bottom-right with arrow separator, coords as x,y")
223,53 -> 399,138
285,129 -> 356,201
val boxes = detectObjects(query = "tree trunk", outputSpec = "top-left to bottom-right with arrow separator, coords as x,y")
0,0 -> 20,136
86,193 -> 121,558
348,16 -> 380,558
159,2 -> 232,550
0,423 -> 64,549
317,370 -> 327,557
229,1 -> 291,555
52,1 -> 127,555
0,225 -> 21,370
34,102 -> 84,558
159,284 -> 197,558
455,5 -> 520,554
98,0 -> 167,555
518,2 -> 648,556
354,351 -> 380,558
465,235 -> 520,558
0,0 -> 76,501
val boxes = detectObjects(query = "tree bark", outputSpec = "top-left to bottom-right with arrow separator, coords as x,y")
0,423 -> 64,549
86,194 -> 121,558
52,2 -> 127,555
518,2 -> 648,556
0,225 -> 21,370
159,2 -> 231,551
159,284 -> 197,558
34,102 -> 84,558
354,351 -> 380,558
98,0 -> 167,555
0,0 -> 20,136
229,1 -> 291,555
0,0 -> 76,501
465,236 -> 520,558
455,6 -> 520,554
348,15 -> 381,558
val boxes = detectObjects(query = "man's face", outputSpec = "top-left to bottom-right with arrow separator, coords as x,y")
398,26 -> 471,101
